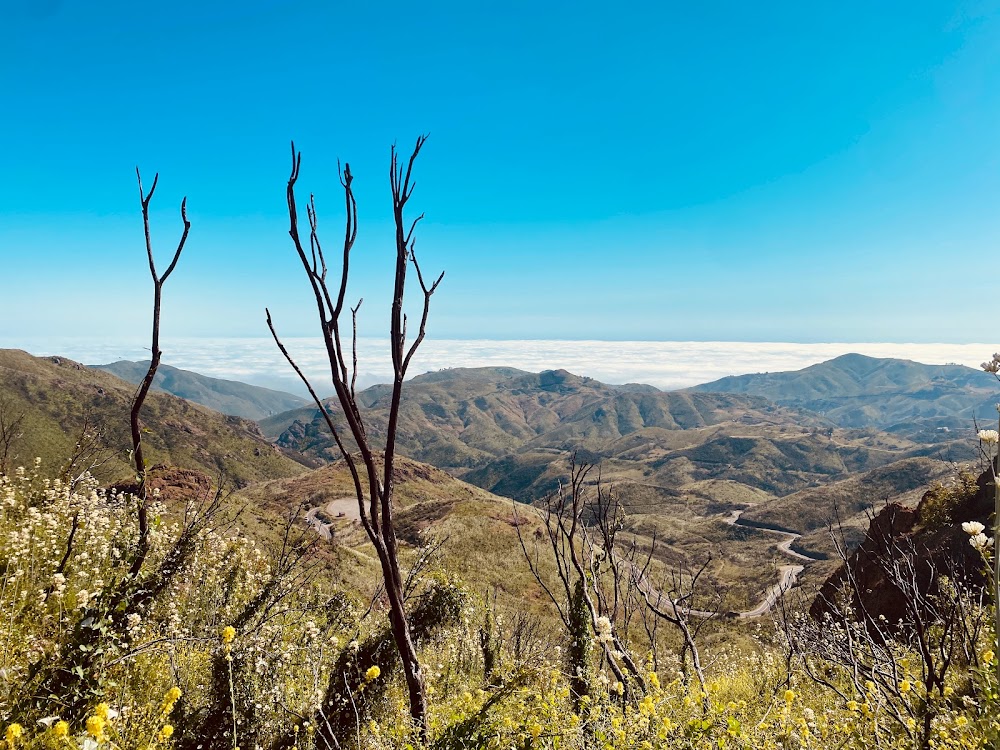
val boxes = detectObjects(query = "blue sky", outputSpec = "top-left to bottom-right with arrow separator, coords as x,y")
2,0 -> 1000,348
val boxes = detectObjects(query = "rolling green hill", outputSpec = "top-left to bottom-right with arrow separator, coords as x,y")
258,365 -> 958,527
91,359 -> 308,419
259,367 -> 834,477
0,349 -> 307,486
690,353 -> 999,440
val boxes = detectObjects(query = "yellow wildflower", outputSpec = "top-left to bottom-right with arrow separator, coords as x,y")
160,724 -> 174,740
957,716 -> 969,728
221,625 -> 236,644
86,715 -> 107,740
647,671 -> 660,690
53,721 -> 69,738
528,722 -> 542,739
94,703 -> 111,720
161,686 -> 182,715
784,689 -> 796,704
899,680 -> 911,694
983,649 -> 995,664
639,695 -> 655,717
365,665 -> 381,681
5,723 -> 24,746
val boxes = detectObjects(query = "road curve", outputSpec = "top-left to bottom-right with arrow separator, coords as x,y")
630,507 -> 819,621
724,507 -> 820,619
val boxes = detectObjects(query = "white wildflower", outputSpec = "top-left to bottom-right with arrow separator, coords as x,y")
977,430 -> 999,444
125,613 -> 142,637
970,533 -> 994,552
962,521 -> 986,535
594,616 -> 613,644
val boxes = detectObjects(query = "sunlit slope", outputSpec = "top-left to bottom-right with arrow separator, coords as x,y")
92,359 -> 308,420
691,353 -> 999,440
0,349 -> 307,485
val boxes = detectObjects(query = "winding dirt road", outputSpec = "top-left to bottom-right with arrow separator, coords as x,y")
723,507 -> 821,618
631,507 -> 821,621
304,497 -> 362,539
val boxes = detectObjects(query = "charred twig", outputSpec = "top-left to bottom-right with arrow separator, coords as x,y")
129,169 -> 190,580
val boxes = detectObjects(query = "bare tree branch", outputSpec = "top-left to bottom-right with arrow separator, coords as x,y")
270,136 -> 440,737
128,168 -> 190,580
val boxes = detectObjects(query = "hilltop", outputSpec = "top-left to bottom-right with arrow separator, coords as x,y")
690,353 -> 999,440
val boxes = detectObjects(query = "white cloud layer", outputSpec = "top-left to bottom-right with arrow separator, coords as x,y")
5,337 -> 998,395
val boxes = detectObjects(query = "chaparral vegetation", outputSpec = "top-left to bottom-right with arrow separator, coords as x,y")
0,144 -> 997,750
0,458 -> 997,749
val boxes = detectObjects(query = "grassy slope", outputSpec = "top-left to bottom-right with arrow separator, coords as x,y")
229,456 -> 580,622
91,360 -> 308,420
691,353 -> 1000,439
230,454 -> 835,616
0,349 -> 307,486
251,363 -> 971,607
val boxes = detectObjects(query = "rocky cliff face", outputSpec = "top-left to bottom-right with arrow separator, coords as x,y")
810,465 -> 994,625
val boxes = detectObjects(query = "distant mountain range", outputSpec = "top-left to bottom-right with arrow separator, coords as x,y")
256,364 -> 961,505
2,347 -> 985,614
690,353 -> 999,440
91,360 -> 308,420
257,366 -> 798,468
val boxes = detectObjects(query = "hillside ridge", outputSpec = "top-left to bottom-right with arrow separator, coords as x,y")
691,352 -> 998,440
0,349 -> 307,486
91,359 -> 308,419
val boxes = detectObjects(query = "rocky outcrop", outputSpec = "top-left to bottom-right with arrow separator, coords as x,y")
810,466 -> 994,625
109,464 -> 213,505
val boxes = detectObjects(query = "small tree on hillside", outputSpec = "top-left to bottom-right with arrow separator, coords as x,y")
267,137 -> 443,738
515,460 -> 648,707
